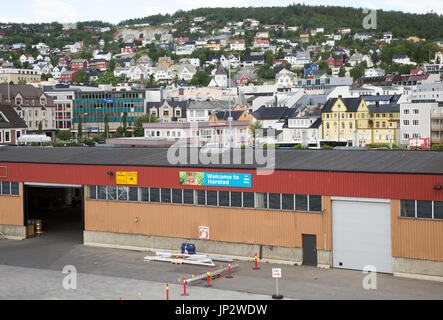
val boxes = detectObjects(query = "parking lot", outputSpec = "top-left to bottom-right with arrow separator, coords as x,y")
0,230 -> 442,300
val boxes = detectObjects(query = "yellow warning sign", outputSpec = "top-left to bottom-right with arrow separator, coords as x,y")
116,171 -> 138,185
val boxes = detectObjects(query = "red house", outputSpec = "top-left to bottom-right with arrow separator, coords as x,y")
60,70 -> 76,83
70,59 -> 88,71
89,59 -> 109,71
121,43 -> 136,54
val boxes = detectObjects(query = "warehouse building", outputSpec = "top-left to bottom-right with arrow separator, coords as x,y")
0,147 -> 442,279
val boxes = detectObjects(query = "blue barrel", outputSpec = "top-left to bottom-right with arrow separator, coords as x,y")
181,243 -> 196,255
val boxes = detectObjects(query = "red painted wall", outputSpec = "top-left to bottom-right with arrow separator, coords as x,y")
0,162 -> 442,201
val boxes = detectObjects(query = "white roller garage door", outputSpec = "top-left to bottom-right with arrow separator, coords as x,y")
332,198 -> 393,273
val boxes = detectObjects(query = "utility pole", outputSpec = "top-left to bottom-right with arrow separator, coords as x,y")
228,56 -> 232,150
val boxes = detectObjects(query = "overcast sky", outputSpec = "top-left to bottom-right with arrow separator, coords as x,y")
1,0 -> 442,24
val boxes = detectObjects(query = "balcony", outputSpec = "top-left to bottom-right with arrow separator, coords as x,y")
431,137 -> 443,144
431,124 -> 443,131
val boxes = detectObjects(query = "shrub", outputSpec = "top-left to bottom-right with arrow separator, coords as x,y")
432,144 -> 443,151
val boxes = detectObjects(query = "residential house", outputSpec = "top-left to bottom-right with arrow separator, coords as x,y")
136,55 -> 153,68
121,43 -> 136,54
253,39 -> 270,49
242,55 -> 265,68
156,56 -> 172,68
147,100 -> 187,122
208,66 -> 235,88
0,103 -> 27,144
276,68 -> 297,88
304,63 -> 318,76
280,106 -> 322,146
19,54 -> 35,65
234,68 -> 258,86
220,54 -> 241,69
177,64 -> 197,81
321,96 -> 400,146
153,66 -> 173,83
0,68 -> 41,83
92,50 -> 112,61
70,59 -> 88,71
89,59 -> 109,71
187,100 -> 232,122
0,84 -> 56,137
230,40 -> 246,51
206,39 -> 221,51
392,55 -> 416,65
60,71 -> 76,83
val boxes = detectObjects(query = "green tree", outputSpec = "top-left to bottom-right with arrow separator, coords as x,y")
77,116 -> 83,142
41,73 -> 52,81
190,71 -> 211,87
74,69 -> 89,84
58,130 -> 72,141
122,112 -> 128,137
249,121 -> 262,146
338,66 -> 346,77
133,114 -> 159,137
350,61 -> 367,81
104,114 -> 109,139
38,121 -> 43,134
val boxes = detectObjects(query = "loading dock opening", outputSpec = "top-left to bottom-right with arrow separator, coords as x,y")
24,183 -> 84,243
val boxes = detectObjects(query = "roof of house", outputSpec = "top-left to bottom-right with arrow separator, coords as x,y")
0,84 -> 53,104
1,147 -> 441,174
252,106 -> 289,120
0,104 -> 27,129
211,110 -> 246,121
322,97 -> 363,113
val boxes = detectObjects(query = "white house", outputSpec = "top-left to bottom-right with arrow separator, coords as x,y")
392,55 -> 416,65
276,69 -> 297,88
365,68 -> 385,77
229,40 -> 246,51
93,50 -> 112,61
177,64 -> 197,81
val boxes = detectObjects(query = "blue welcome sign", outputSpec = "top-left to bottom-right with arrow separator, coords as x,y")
179,171 -> 252,188
204,172 -> 251,188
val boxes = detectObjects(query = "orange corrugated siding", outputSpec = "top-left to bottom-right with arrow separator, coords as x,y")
85,196 -> 332,249
0,183 -> 23,226
391,200 -> 443,261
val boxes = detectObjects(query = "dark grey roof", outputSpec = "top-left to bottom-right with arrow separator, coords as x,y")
252,106 -> 288,120
0,147 -> 442,175
322,97 -> 362,113
368,104 -> 400,113
0,104 -> 27,129
213,110 -> 245,121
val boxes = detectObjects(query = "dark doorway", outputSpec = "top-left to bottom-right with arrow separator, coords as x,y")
302,234 -> 317,266
24,185 -> 84,243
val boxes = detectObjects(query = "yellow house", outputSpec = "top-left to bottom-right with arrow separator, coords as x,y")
322,97 -> 400,146
205,40 -> 221,51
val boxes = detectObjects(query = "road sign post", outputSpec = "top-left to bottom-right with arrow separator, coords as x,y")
272,268 -> 283,299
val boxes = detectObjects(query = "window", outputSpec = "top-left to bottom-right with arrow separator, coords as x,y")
206,190 -> 218,206
417,200 -> 432,219
243,192 -> 254,208
309,195 -> 322,212
183,189 -> 194,204
230,192 -> 242,207
255,193 -> 267,209
219,191 -> 229,206
141,187 -> 149,202
117,186 -> 128,201
269,193 -> 281,209
161,188 -> 171,203
88,186 -> 97,199
435,201 -> 443,220
197,190 -> 206,205
128,187 -> 138,201
107,186 -> 117,200
281,194 -> 294,210
295,194 -> 308,211
400,200 -> 415,217
150,188 -> 160,202
172,189 -> 183,204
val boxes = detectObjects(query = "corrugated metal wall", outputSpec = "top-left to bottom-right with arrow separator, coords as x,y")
391,200 -> 443,262
1,162 -> 442,201
85,196 -> 332,249
0,183 -> 23,226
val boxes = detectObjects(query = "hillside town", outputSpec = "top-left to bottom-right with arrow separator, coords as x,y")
0,4 -> 443,303
0,10 -> 442,149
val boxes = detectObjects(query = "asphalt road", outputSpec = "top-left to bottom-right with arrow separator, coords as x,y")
0,225 -> 442,300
